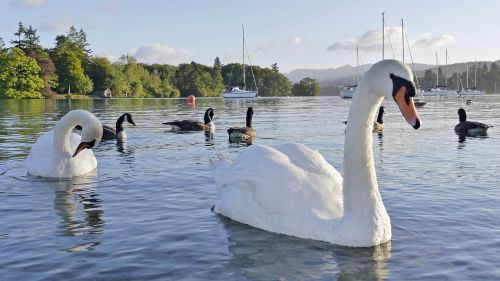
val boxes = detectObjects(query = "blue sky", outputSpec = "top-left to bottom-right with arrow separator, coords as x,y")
1,0 -> 499,72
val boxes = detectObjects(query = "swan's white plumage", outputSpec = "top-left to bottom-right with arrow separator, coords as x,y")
210,60 -> 418,247
26,110 -> 102,178
210,143 -> 343,239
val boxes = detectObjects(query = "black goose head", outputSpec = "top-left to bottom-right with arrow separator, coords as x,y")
458,108 -> 467,122
376,106 -> 385,124
116,113 -> 136,132
246,107 -> 254,127
204,108 -> 214,124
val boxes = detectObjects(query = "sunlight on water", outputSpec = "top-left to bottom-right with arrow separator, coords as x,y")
0,96 -> 499,280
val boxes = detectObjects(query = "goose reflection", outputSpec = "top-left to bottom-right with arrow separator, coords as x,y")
217,216 -> 391,280
52,175 -> 105,251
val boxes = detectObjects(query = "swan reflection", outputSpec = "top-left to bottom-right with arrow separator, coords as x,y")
50,174 -> 104,251
218,216 -> 391,280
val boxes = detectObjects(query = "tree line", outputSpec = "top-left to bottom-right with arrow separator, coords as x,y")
418,63 -> 500,93
0,23 -> 320,99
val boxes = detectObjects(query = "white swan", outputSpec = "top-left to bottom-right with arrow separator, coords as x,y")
26,110 -> 103,178
209,60 -> 421,247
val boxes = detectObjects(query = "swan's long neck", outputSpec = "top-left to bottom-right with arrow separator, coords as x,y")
343,84 -> 388,226
53,113 -> 78,158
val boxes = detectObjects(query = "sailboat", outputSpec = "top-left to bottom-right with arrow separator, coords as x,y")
339,46 -> 359,99
222,25 -> 258,98
341,12 -> 387,99
459,60 -> 485,95
422,52 -> 457,96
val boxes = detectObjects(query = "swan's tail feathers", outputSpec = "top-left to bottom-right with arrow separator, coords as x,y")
216,152 -> 226,160
209,152 -> 232,194
209,152 -> 229,170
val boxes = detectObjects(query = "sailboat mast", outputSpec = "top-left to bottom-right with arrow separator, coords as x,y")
401,19 -> 404,63
466,63 -> 469,89
436,53 -> 439,86
445,50 -> 448,88
242,25 -> 246,90
356,45 -> 359,84
382,12 -> 385,60
474,58 -> 477,88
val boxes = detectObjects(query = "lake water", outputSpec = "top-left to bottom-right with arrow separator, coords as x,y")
1,96 -> 500,280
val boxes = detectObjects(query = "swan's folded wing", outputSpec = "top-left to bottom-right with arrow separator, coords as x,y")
210,144 -> 344,235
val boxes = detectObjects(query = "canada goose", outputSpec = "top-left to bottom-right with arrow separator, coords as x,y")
27,110 -> 103,178
372,106 -> 384,133
102,113 -> 136,142
454,108 -> 489,137
227,107 -> 256,142
343,106 -> 385,133
163,108 -> 214,135
209,60 -> 421,247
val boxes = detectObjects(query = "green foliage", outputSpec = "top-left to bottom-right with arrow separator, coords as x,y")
26,50 -> 57,97
11,22 -> 43,53
0,37 -> 5,51
87,56 -> 114,91
220,63 -> 292,96
292,77 -> 320,96
54,51 -> 93,94
0,48 -> 44,99
53,26 -> 91,64
174,61 -> 224,97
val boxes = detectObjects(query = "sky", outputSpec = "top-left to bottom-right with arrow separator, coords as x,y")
1,0 -> 499,73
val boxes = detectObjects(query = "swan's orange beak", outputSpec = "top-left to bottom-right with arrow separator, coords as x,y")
394,86 -> 421,129
72,140 -> 96,157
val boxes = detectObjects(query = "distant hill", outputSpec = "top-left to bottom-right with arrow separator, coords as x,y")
286,61 -> 499,96
286,63 -> 434,83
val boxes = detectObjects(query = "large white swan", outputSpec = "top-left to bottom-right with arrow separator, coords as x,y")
26,110 -> 103,178
209,60 -> 421,247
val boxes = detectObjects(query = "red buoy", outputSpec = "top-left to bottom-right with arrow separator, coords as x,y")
187,95 -> 196,103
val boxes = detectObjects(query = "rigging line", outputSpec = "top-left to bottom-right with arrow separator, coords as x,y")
404,28 -> 421,89
383,20 -> 395,59
244,36 -> 259,92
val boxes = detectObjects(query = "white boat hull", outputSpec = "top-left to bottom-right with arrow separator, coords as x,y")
421,89 -> 457,97
339,87 -> 356,98
222,89 -> 257,98
458,89 -> 485,96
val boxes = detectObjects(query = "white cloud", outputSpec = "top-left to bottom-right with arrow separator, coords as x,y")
133,43 -> 194,65
254,36 -> 302,57
291,36 -> 301,46
413,34 -> 455,48
10,0 -> 47,8
328,27 -> 455,52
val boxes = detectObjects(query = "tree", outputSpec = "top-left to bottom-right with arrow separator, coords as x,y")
0,48 -> 44,99
10,22 -> 42,53
419,69 -> 436,89
0,37 -> 5,52
211,57 -> 224,95
11,22 -> 26,49
175,61 -> 223,97
108,62 -> 130,97
88,56 -> 114,91
54,51 -> 93,94
27,50 -> 57,97
121,55 -> 147,97
292,77 -> 320,96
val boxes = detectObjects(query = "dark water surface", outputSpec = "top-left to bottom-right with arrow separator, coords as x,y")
1,96 -> 499,280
